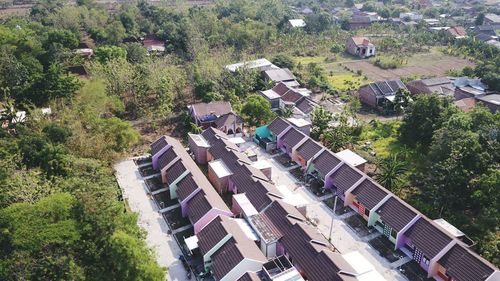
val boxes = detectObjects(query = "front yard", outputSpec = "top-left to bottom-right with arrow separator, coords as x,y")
398,260 -> 434,281
153,191 -> 178,209
368,235 -> 406,263
163,207 -> 191,231
344,214 -> 376,237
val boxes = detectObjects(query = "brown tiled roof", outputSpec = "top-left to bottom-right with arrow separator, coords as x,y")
198,216 -> 255,259
296,139 -> 323,162
330,164 -> 364,196
235,176 -> 278,211
237,272 -> 261,281
176,175 -> 199,202
404,218 -> 453,258
157,147 -> 178,170
268,117 -> 290,136
281,90 -> 303,103
197,216 -> 229,256
281,128 -> 306,148
261,200 -> 304,238
312,150 -> 342,177
447,26 -> 467,37
212,237 -> 266,280
351,178 -> 389,210
190,101 -> 232,118
439,244 -> 496,281
151,136 -> 168,156
215,112 -> 244,128
187,191 -> 213,223
272,82 -> 292,96
295,97 -> 317,114
280,222 -> 354,281
351,36 -> 372,46
201,127 -> 228,144
164,136 -> 230,216
376,197 -> 418,232
166,160 -> 186,185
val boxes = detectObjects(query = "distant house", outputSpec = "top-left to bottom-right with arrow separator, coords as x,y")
476,94 -> 500,113
287,19 -> 306,28
454,97 -> 476,112
406,77 -> 455,96
446,26 -> 467,38
213,112 -> 244,136
474,24 -> 500,40
484,13 -> 500,25
453,77 -> 487,100
67,65 -> 89,78
348,15 -> 377,29
225,58 -> 278,73
358,80 -> 408,108
259,82 -> 317,115
75,48 -> 93,57
423,18 -> 440,26
262,68 -> 298,86
142,34 -> 165,53
399,12 -> 423,21
346,37 -> 376,58
188,101 -> 230,126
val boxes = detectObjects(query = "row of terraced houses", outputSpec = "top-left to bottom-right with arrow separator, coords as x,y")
149,116 -> 499,281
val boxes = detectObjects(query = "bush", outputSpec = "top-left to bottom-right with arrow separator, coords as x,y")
374,56 -> 404,69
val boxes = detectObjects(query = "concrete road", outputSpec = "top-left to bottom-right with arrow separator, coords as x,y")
115,159 -> 191,281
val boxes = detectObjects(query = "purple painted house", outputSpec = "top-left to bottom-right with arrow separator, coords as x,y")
187,190 -> 233,234
400,217 -> 455,276
277,127 -> 307,157
327,163 -> 365,201
151,136 -> 170,170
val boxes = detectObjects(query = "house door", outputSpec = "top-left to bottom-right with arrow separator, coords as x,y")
358,204 -> 365,216
383,224 -> 392,239
413,248 -> 424,263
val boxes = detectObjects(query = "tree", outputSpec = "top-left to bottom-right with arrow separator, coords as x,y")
398,94 -> 456,148
310,106 -> 333,140
241,94 -> 274,127
321,111 -> 351,152
393,88 -> 411,117
375,153 -> 407,193
305,12 -> 333,33
475,13 -> 485,25
272,54 -> 295,70
94,46 -> 127,63
125,43 -> 148,64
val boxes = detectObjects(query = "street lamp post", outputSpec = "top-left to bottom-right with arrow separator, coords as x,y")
329,195 -> 338,241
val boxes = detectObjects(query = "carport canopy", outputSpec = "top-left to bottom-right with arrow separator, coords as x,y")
184,235 -> 199,253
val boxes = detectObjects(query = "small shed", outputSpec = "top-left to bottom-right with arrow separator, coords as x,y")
335,149 -> 367,171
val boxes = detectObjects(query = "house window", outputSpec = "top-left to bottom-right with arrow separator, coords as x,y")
364,208 -> 370,217
423,255 -> 430,265
390,228 -> 396,239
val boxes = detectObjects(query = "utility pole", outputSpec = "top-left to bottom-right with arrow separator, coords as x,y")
329,195 -> 338,241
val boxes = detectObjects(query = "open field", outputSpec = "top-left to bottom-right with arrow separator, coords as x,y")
327,73 -> 369,91
342,51 -> 474,81
0,4 -> 32,19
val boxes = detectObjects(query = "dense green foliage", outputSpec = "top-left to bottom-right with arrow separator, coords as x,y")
397,96 -> 500,265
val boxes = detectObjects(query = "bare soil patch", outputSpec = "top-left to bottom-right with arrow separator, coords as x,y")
342,54 -> 474,81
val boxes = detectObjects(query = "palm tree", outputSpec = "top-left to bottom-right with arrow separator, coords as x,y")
376,153 -> 407,193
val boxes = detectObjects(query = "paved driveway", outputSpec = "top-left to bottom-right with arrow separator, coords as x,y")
115,160 -> 191,281
246,142 -> 407,281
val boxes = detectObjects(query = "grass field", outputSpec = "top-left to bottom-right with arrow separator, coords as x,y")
327,74 -> 368,92
344,49 -> 474,81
